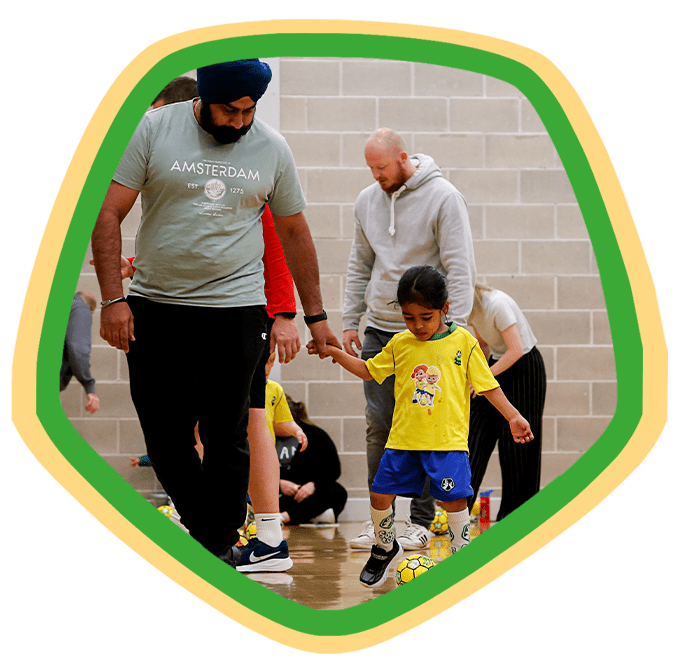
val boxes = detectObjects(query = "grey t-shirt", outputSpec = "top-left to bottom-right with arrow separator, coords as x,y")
469,289 -> 537,360
114,100 -> 306,306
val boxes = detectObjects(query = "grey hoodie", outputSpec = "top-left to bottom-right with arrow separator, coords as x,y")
343,154 -> 476,332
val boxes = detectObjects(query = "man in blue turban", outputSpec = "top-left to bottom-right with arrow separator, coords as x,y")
195,59 -> 272,144
91,59 -> 339,571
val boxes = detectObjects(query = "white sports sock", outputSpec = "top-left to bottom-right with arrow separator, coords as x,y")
254,512 -> 283,547
371,505 -> 395,551
447,508 -> 471,554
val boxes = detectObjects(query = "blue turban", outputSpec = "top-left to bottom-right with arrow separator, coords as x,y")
197,59 -> 272,104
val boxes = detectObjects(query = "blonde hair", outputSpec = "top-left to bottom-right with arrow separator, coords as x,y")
76,290 -> 97,312
474,282 -> 495,308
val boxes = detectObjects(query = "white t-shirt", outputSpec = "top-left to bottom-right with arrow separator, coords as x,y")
468,289 -> 537,360
114,100 -> 306,307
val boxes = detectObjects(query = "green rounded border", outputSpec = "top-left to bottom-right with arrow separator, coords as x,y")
36,33 -> 640,637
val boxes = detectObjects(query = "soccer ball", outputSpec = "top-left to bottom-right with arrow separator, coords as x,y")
430,508 -> 449,535
236,528 -> 250,548
396,554 -> 435,586
157,505 -> 174,518
246,521 -> 257,539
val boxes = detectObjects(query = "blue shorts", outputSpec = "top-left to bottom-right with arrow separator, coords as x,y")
372,450 -> 473,502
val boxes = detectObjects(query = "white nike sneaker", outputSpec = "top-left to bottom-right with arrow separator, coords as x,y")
349,520 -> 375,550
309,508 -> 336,524
398,522 -> 431,550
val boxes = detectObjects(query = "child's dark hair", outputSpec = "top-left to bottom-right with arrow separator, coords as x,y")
396,265 -> 448,310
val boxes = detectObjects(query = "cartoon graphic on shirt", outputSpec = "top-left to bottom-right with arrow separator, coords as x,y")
411,364 -> 429,404
411,364 -> 442,408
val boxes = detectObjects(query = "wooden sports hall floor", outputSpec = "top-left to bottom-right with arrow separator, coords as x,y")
243,521 -> 470,610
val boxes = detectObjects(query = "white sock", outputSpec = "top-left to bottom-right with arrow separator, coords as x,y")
254,512 -> 283,547
371,505 -> 395,551
447,508 -> 471,554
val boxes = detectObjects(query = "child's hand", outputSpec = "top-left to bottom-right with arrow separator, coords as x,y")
295,428 -> 308,451
307,340 -> 339,364
280,479 -> 300,497
85,393 -> 100,414
128,457 -> 141,467
294,481 -> 316,502
509,415 -> 534,443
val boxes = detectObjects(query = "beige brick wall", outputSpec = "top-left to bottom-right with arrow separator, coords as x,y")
67,58 -> 615,516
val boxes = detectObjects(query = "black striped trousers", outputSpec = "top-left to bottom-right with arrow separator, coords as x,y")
468,346 -> 547,520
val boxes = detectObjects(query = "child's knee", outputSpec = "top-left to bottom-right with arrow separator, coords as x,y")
370,491 -> 394,510
439,498 -> 468,513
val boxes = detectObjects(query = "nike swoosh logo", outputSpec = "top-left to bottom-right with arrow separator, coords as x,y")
250,551 -> 282,563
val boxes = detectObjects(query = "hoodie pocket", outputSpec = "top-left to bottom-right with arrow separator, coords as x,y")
365,278 -> 403,324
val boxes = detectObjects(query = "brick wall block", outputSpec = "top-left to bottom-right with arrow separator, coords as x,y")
343,60 -> 412,96
558,276 -> 608,309
413,63 -> 483,96
280,59 -> 340,95
486,134 -> 557,168
557,417 -> 612,451
525,310 -> 591,345
474,240 -> 520,274
521,170 -> 576,204
482,275 -> 555,309
557,205 -> 587,238
592,381 -> 617,416
413,133 -> 484,168
544,381 -> 590,416
307,98 -> 377,132
308,381 -> 367,416
451,99 -> 519,132
485,204 -> 555,239
592,311 -> 613,345
305,168 -> 372,203
557,347 -> 616,380
304,203 -> 342,238
70,419 -> 119,454
521,241 -> 591,275
280,97 -> 306,131
448,169 -> 519,203
379,98 -> 448,132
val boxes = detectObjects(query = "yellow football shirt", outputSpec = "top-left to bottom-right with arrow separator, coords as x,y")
365,325 -> 499,452
264,380 -> 293,439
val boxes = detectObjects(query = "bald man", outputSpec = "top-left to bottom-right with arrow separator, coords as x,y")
343,128 -> 476,551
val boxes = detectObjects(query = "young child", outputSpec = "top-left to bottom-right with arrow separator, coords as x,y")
308,265 -> 534,588
236,349 -> 308,573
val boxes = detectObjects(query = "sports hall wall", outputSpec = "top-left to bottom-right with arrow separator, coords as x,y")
66,58 -> 616,519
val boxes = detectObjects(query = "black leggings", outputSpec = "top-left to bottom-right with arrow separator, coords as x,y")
468,347 -> 547,520
125,297 -> 268,554
280,482 -> 348,525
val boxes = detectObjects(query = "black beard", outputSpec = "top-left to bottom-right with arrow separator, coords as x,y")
199,103 -> 253,144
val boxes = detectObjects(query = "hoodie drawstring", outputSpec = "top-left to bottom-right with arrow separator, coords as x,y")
388,184 -> 407,236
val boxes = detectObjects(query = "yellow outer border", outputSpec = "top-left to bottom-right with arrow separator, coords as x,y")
12,20 -> 667,653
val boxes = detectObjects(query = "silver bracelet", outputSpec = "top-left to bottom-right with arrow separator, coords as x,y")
100,296 -> 126,308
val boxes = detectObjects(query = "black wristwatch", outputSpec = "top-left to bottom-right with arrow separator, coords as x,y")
274,312 -> 297,319
303,309 -> 328,325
